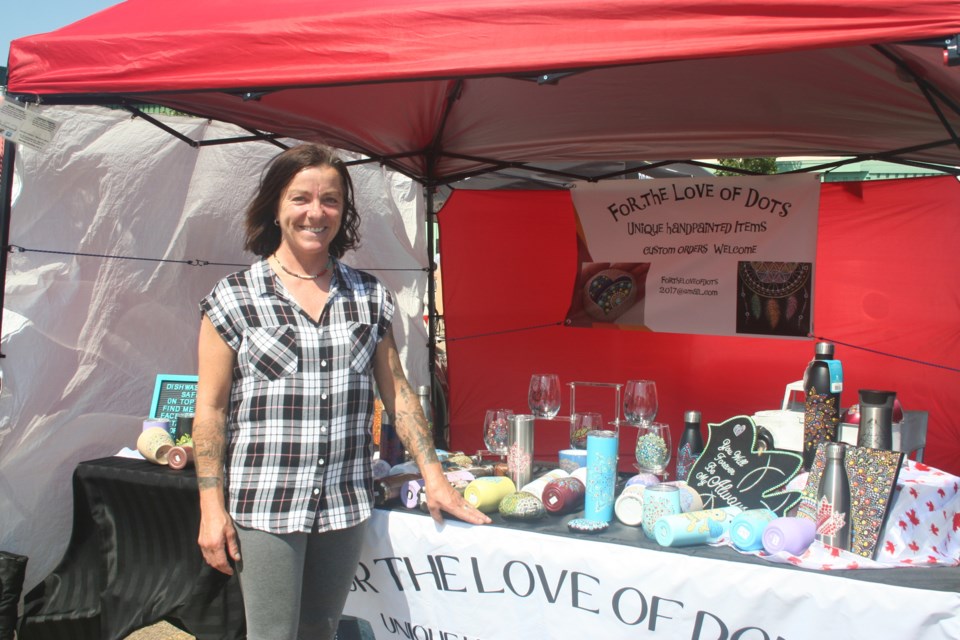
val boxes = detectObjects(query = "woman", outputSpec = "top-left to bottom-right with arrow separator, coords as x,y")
194,143 -> 490,640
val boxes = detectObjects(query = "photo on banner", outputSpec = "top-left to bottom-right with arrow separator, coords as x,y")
565,175 -> 821,337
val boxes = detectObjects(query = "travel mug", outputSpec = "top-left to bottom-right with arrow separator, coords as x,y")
464,476 -> 517,513
730,509 -> 778,552
507,414 -> 535,488
762,516 -> 817,555
653,510 -> 729,547
857,389 -> 896,450
585,429 -> 619,522
641,484 -> 682,538
542,477 -> 586,514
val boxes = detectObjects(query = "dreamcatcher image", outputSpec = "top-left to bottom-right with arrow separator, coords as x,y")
736,261 -> 812,337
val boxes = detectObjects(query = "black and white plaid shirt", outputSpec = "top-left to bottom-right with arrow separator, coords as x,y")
200,258 -> 394,533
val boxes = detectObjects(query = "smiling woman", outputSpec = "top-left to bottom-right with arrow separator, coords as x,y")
193,142 -> 488,640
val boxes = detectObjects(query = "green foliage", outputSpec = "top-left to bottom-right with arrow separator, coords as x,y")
714,158 -> 779,176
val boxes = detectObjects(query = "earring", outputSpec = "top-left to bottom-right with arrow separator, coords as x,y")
273,219 -> 280,226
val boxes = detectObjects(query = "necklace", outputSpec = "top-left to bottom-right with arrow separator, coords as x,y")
273,254 -> 332,280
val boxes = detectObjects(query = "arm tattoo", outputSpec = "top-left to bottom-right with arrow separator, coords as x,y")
194,417 -> 227,491
387,341 -> 439,467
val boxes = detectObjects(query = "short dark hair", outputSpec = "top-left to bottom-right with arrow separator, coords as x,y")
244,143 -> 361,258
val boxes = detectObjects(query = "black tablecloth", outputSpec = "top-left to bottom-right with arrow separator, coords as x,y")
19,457 -> 245,640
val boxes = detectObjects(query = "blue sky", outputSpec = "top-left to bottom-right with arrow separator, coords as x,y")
2,0 -> 120,66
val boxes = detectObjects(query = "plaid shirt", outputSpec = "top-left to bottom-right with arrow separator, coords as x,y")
200,258 -> 393,533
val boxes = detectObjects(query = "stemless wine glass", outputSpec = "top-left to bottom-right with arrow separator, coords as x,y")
483,408 -> 514,455
569,412 -> 603,450
635,422 -> 672,478
623,379 -> 658,426
527,374 -> 561,419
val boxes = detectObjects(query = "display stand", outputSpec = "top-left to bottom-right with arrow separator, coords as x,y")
567,381 -> 623,433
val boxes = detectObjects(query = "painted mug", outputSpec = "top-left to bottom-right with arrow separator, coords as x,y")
137,427 -> 175,465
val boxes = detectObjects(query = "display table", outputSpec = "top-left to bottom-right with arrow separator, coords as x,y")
19,456 -> 245,640
344,504 -> 960,639
21,457 -> 960,639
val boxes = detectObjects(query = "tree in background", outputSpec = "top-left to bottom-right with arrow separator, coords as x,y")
715,157 -> 778,176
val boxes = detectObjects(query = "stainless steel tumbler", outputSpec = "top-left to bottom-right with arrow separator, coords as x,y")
857,389 -> 896,450
507,414 -> 535,488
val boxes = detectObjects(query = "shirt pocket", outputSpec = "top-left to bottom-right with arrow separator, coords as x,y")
348,321 -> 378,374
244,325 -> 299,380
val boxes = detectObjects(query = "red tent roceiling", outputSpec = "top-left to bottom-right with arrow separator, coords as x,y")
6,0 -> 960,179
5,0 -> 960,472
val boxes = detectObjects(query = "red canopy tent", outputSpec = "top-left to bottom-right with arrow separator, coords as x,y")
5,0 -> 960,471
7,0 -> 960,178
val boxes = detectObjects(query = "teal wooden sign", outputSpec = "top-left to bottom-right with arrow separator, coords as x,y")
150,374 -> 198,437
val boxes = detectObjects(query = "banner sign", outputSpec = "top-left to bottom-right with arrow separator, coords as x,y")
567,175 -> 821,337
342,510 -> 959,639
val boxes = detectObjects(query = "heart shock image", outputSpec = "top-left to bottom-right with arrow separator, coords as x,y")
566,262 -> 651,327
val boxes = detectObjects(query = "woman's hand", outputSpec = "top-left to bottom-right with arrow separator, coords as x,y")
198,505 -> 241,574
423,475 -> 492,525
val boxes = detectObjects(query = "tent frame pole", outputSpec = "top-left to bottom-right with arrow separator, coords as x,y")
0,142 -> 16,360
425,184 -> 445,449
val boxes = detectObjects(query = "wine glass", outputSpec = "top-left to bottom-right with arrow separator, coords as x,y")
482,408 -> 514,456
635,422 -> 672,478
527,374 -> 561,419
623,379 -> 658,426
569,412 -> 602,450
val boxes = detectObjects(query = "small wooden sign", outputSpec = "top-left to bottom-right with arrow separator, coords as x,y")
688,415 -> 803,516
150,374 -> 198,437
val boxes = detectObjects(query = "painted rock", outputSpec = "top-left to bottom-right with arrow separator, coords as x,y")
498,491 -> 547,521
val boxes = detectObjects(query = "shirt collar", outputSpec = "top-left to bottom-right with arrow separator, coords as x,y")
249,256 -> 356,298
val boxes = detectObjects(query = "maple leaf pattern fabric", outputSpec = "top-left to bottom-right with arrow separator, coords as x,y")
718,460 -> 959,570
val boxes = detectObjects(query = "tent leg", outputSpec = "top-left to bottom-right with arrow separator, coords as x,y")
0,141 -> 17,363
425,186 -> 446,450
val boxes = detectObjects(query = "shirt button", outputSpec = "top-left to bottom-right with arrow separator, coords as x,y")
321,425 -> 327,433
318,459 -> 325,466
321,359 -> 327,367
313,488 -> 320,495
321,393 -> 328,400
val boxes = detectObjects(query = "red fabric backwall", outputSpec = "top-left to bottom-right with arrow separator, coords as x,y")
438,178 -> 960,475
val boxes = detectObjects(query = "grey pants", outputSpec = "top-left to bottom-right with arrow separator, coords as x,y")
234,520 -> 369,640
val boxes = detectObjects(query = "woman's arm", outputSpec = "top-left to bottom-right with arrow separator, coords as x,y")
373,331 -> 490,525
194,315 -> 242,574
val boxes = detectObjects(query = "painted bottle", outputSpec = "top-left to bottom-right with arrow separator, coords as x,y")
815,442 -> 852,551
675,410 -> 704,482
802,341 -> 843,469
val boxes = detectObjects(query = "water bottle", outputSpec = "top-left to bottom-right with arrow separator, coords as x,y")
815,442 -> 852,551
417,385 -> 434,432
802,342 -> 842,469
675,410 -> 704,481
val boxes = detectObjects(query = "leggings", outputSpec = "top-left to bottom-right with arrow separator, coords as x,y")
234,520 -> 369,640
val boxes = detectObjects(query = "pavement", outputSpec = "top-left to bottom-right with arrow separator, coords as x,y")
125,622 -> 194,639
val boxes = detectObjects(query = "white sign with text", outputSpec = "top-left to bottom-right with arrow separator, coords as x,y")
567,175 -> 821,337
342,510 -> 959,640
